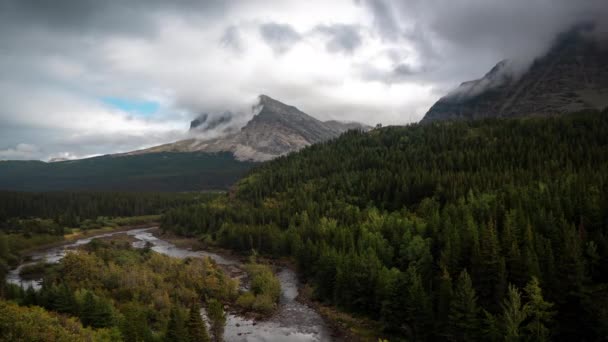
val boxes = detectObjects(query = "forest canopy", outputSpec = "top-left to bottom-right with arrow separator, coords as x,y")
161,110 -> 608,341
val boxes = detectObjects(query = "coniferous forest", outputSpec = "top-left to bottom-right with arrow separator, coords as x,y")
161,110 -> 608,341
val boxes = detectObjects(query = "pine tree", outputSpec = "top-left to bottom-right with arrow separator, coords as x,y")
501,284 -> 527,342
166,305 -> 188,342
405,266 -> 432,340
476,222 -> 505,312
448,270 -> 480,341
207,299 -> 226,342
523,277 -> 554,341
436,265 -> 452,339
0,232 -> 9,260
80,291 -> 114,328
80,291 -> 96,327
55,284 -> 76,315
187,302 -> 210,342
121,303 -> 153,342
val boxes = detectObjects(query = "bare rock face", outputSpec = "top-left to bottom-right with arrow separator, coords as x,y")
130,95 -> 369,161
421,24 -> 608,123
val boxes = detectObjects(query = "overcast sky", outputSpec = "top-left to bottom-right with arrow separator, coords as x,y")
0,0 -> 606,160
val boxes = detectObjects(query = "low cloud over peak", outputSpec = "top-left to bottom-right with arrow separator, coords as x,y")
0,0 -> 606,159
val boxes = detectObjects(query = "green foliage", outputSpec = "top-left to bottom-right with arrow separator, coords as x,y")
187,302 -> 210,342
235,261 -> 281,315
158,111 -> 608,340
448,270 -> 480,341
206,298 -> 226,342
522,277 -> 554,341
501,284 -> 527,341
165,305 -> 188,342
0,298 -> 116,341
7,239 -> 236,341
0,152 -> 255,191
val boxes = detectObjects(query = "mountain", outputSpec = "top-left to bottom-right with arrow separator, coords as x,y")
0,152 -> 253,192
421,25 -> 608,123
131,95 -> 369,161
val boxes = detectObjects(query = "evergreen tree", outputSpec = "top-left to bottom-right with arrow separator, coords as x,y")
80,291 -> 97,327
207,299 -> 226,342
522,277 -> 554,341
436,265 -> 452,339
121,303 -> 154,342
80,291 -> 114,328
165,305 -> 188,342
187,302 -> 210,342
476,222 -> 505,312
0,232 -> 9,260
448,270 -> 480,341
501,284 -> 527,342
54,284 -> 76,315
405,266 -> 432,340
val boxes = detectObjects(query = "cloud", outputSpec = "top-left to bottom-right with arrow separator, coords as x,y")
0,143 -> 40,160
221,25 -> 245,53
315,24 -> 363,54
259,23 -> 302,54
358,0 -> 608,85
1,0 -> 607,160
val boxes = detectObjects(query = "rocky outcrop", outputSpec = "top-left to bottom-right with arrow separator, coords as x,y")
421,25 -> 608,123
129,95 -> 369,161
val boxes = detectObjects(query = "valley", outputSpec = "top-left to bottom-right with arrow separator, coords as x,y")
7,226 -> 335,342
1,5 -> 607,341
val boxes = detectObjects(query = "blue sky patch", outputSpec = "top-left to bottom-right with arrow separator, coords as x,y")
102,97 -> 160,116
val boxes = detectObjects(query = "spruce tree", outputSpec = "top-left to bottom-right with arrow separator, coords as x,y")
187,302 -> 210,342
501,284 -> 527,342
436,265 -> 452,339
523,277 -> 554,341
166,305 -> 188,342
448,270 -> 480,341
207,299 -> 226,342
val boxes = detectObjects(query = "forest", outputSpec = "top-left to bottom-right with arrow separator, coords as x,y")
161,110 -> 608,341
0,152 -> 254,192
0,191 -> 216,296
2,238 -> 236,341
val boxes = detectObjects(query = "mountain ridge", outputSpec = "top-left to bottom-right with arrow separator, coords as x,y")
421,25 -> 608,123
128,95 -> 369,161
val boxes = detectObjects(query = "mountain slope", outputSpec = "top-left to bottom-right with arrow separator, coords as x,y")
0,152 -> 254,191
132,95 -> 368,161
422,25 -> 608,123
162,110 -> 608,340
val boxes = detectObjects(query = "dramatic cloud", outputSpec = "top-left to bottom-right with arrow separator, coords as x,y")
259,23 -> 302,54
0,0 -> 606,160
315,24 -> 363,54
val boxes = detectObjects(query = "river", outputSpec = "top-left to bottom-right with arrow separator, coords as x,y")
7,227 -> 334,342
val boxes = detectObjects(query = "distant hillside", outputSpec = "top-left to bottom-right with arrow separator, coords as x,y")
422,25 -> 608,123
131,95 -> 369,161
0,152 -> 254,191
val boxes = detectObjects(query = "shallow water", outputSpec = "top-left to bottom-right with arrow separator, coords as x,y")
8,227 -> 333,342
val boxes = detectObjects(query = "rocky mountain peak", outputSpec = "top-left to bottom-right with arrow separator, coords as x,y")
127,95 -> 368,162
421,24 -> 608,123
